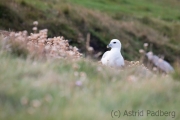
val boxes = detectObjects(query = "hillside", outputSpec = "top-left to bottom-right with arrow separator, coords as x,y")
0,1 -> 180,120
0,0 -> 180,62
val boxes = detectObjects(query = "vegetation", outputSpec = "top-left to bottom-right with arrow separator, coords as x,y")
0,0 -> 180,62
0,40 -> 180,120
0,0 -> 180,120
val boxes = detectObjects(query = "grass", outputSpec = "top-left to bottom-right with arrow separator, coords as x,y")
2,27 -> 180,120
0,33 -> 179,120
68,0 -> 180,21
1,0 -> 180,63
77,0 -> 180,22
1,1 -> 180,120
0,40 -> 180,120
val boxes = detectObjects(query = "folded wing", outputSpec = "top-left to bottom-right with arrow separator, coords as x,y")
101,51 -> 110,65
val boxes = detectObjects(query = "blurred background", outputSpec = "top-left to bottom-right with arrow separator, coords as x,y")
0,0 -> 180,62
0,0 -> 180,120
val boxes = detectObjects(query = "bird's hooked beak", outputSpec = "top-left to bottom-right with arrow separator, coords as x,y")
107,43 -> 112,48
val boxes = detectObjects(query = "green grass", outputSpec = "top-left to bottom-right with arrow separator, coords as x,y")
68,0 -> 180,21
16,0 -> 50,11
1,0 -> 180,63
0,44 -> 180,120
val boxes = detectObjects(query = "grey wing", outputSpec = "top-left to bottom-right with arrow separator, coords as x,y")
160,60 -> 174,73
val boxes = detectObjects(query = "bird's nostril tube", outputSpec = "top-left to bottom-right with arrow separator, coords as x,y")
107,44 -> 112,48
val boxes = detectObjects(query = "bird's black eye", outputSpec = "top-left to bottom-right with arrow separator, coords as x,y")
113,42 -> 116,44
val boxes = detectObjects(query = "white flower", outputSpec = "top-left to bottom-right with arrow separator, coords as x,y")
33,21 -> 38,26
139,49 -> 144,53
143,43 -> 148,48
87,47 -> 94,52
32,27 -> 37,31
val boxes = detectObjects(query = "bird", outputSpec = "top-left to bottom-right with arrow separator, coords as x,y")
146,51 -> 174,73
101,39 -> 124,68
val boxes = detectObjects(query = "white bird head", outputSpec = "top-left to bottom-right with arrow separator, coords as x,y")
107,39 -> 122,49
146,51 -> 153,60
